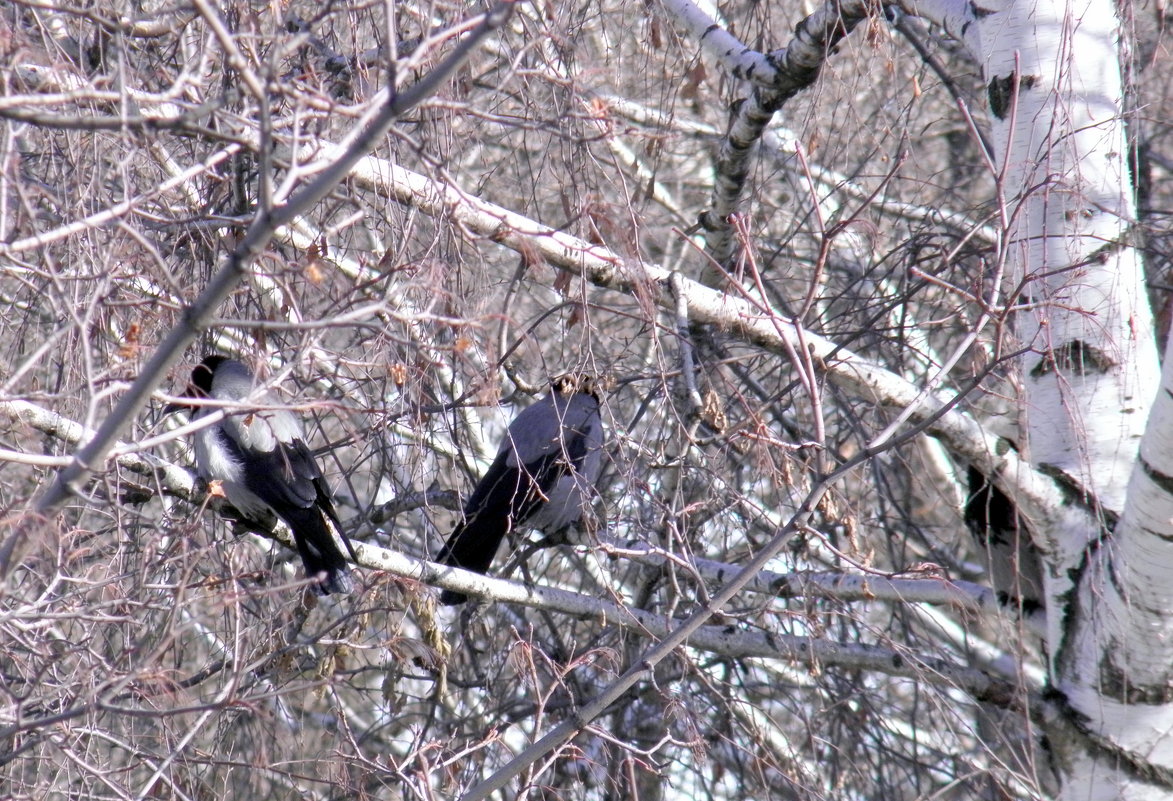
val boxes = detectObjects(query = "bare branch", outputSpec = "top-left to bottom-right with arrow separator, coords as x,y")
26,1 -> 517,521
693,0 -> 878,271
320,151 -> 1068,540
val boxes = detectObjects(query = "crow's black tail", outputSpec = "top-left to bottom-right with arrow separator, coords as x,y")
282,505 -> 354,595
436,513 -> 510,605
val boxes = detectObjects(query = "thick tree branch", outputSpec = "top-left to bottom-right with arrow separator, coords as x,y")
4,397 -> 999,616
597,93 -> 992,241
673,0 -> 877,272
658,0 -> 779,84
0,400 -> 198,499
458,455 -> 1037,801
601,539 -> 1001,612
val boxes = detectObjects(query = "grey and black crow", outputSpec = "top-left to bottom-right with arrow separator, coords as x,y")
437,376 -> 604,605
964,460 -> 1044,618
171,355 -> 358,595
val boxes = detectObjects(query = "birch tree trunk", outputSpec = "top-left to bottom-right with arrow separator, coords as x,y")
913,0 -> 1170,794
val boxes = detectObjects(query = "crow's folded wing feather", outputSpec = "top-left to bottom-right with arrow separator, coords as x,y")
219,414 -> 318,511
437,448 -> 569,574
964,466 -> 1044,615
219,411 -> 359,585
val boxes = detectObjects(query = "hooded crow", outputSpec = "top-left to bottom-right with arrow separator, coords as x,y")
171,355 -> 358,595
437,375 -> 604,605
964,462 -> 1044,618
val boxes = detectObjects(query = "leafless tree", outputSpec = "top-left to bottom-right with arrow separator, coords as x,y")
1,0 -> 1170,799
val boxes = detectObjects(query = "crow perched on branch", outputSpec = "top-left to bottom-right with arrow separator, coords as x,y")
964,461 -> 1044,618
437,376 -> 604,605
169,355 -> 358,595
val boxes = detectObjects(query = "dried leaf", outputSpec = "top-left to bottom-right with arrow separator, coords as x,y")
304,235 -> 328,284
701,389 -> 727,432
390,637 -> 443,669
566,303 -> 584,329
118,322 -> 141,360
681,61 -> 706,101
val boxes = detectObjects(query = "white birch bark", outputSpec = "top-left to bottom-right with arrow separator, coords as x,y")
986,1 -> 1156,505
984,0 -> 1165,793
911,0 -> 1170,794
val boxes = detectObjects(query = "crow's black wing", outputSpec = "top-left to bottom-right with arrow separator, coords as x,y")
436,448 -> 570,604
964,466 -> 1043,615
218,428 -> 316,510
220,427 -> 356,594
289,438 -> 358,563
436,388 -> 601,605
